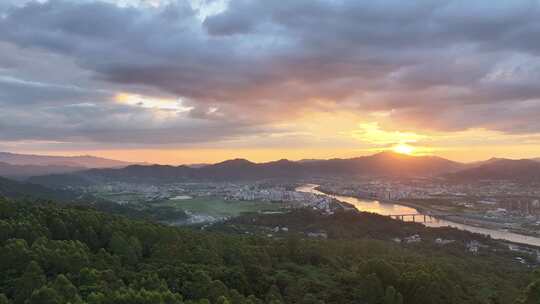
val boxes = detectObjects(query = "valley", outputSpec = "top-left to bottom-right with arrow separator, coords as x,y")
2,151 -> 540,303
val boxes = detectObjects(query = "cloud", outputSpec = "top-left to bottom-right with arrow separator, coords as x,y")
351,122 -> 427,146
0,75 -> 108,105
0,99 -> 276,146
1,0 -> 540,151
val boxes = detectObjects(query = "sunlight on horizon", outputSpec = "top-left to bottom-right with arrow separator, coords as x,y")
392,143 -> 415,155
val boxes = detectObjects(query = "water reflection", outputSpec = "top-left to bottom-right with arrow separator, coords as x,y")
296,184 -> 540,247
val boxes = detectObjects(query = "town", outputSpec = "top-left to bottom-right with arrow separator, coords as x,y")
80,176 -> 540,240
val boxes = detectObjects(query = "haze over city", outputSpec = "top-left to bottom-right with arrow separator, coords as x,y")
2,0 -> 540,164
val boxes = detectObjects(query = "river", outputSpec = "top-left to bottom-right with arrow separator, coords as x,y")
296,184 -> 540,247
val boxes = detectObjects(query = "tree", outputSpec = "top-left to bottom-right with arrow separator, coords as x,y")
265,285 -> 284,304
518,279 -> 540,304
0,294 -> 10,304
208,280 -> 229,303
359,273 -> 384,304
182,270 -> 211,300
49,218 -> 68,240
216,295 -> 231,304
28,287 -> 60,304
359,260 -> 399,288
0,220 -> 13,243
86,292 -> 105,304
108,232 -> 129,256
382,286 -> 403,304
78,268 -> 100,297
0,198 -> 15,218
160,291 -> 183,304
108,232 -> 140,264
52,274 -> 82,303
128,236 -> 143,260
0,239 -> 31,273
301,293 -> 324,304
83,227 -> 100,250
14,261 -> 46,304
229,289 -> 246,304
245,295 -> 264,304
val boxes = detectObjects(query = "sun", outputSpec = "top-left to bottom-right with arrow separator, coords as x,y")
392,143 -> 415,155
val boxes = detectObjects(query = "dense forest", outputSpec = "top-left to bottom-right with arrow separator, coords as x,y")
1,198 -> 540,304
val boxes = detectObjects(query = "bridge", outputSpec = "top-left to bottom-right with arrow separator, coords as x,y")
388,213 -> 457,223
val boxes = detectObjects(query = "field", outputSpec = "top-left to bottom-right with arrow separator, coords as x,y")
93,189 -> 285,224
153,197 -> 284,218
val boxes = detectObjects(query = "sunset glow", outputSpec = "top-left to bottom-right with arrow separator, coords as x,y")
392,144 -> 415,155
114,92 -> 193,112
0,0 -> 539,165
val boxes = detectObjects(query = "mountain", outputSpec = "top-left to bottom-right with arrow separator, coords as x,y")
28,152 -> 465,187
466,157 -> 540,168
301,152 -> 464,177
446,158 -> 540,182
0,161 -> 84,180
186,163 -> 211,168
0,151 -> 140,168
0,151 -> 145,179
465,157 -> 508,169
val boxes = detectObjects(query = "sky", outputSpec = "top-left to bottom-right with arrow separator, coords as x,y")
1,0 -> 540,164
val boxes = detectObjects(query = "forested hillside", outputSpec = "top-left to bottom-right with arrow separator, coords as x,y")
0,177 -> 80,202
1,198 -> 539,304
0,176 -> 187,223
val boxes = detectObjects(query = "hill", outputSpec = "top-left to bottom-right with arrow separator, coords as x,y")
0,198 -> 537,303
0,176 -> 81,201
28,152 -> 466,187
0,151 -> 140,168
446,159 -> 540,182
0,175 -> 188,222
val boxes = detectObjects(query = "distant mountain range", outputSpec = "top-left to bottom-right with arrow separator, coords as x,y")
28,152 -> 467,187
446,158 -> 540,182
12,152 -> 540,187
0,151 -> 144,179
0,162 -> 84,180
0,151 -> 140,168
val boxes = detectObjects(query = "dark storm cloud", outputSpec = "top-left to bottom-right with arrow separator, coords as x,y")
1,0 -> 540,147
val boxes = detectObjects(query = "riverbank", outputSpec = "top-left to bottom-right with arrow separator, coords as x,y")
388,198 -> 540,239
315,186 -> 513,227
394,199 -> 513,230
308,185 -> 540,245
